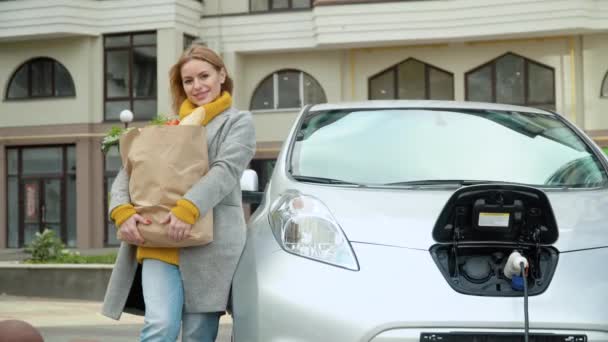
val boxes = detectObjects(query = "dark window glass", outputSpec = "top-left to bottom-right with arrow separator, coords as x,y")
54,62 -> 76,96
67,145 -> 76,174
602,72 -> 608,98
251,70 -> 326,110
278,70 -> 300,108
467,64 -> 493,102
6,58 -> 75,99
466,53 -> 555,108
133,33 -> 156,45
106,50 -> 130,98
104,32 -> 157,121
22,147 -> 62,175
250,76 -> 274,110
303,73 -> 327,106
133,99 -> 157,120
66,145 -> 76,247
31,59 -> 53,97
251,0 -> 311,11
7,177 -> 19,248
66,175 -> 77,247
7,149 -> 18,175
105,146 -> 122,172
369,70 -> 395,100
7,65 -> 28,99
496,54 -> 525,105
133,47 -> 157,98
44,179 -> 61,223
369,58 -> 454,100
528,62 -> 555,106
105,100 -> 131,120
397,59 -> 425,99
105,35 -> 130,48
429,68 -> 454,100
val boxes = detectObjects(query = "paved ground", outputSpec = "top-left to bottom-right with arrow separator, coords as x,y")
0,294 -> 232,341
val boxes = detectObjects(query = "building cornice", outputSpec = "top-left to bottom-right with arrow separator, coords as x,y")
201,0 -> 608,53
0,0 -> 203,42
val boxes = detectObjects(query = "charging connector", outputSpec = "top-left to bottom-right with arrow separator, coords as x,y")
504,251 -> 530,342
521,261 -> 529,342
503,250 -> 528,279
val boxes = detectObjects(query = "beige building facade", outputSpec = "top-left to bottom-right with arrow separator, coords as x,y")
1,0 -> 608,249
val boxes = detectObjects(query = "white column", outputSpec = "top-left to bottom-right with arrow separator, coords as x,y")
221,51 -> 245,108
157,28 -> 181,116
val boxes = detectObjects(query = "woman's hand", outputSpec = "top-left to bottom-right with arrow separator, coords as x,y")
161,212 -> 192,242
119,214 -> 150,245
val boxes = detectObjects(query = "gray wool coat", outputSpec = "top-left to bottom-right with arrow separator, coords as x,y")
101,107 -> 256,320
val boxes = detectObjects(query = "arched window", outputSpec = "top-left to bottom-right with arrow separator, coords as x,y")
466,52 -> 555,109
6,57 -> 75,99
601,71 -> 608,98
250,69 -> 327,110
368,58 -> 454,100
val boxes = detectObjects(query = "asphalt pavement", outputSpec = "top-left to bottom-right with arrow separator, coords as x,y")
0,294 -> 232,342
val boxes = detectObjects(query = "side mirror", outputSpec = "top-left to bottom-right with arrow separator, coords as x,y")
241,169 -> 264,205
240,169 -> 259,192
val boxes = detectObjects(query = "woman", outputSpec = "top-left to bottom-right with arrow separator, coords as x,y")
102,45 -> 256,342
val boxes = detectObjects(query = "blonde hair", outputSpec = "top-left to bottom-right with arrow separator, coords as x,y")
169,44 -> 233,113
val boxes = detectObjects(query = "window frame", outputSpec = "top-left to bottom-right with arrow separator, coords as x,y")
5,57 -> 76,100
601,71 -> 608,98
465,52 -> 556,108
103,31 -> 157,122
249,0 -> 312,13
102,145 -> 121,246
250,69 -> 327,112
367,57 -> 455,100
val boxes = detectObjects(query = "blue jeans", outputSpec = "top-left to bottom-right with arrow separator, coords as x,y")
140,259 -> 221,342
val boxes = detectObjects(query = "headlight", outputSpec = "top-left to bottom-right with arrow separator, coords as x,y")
269,191 -> 359,271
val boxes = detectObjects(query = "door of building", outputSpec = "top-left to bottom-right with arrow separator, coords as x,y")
20,178 -> 64,246
6,145 -> 76,248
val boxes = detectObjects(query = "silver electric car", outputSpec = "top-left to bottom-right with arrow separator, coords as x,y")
233,101 -> 608,342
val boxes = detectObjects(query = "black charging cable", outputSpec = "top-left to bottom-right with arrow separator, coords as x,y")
520,261 -> 529,342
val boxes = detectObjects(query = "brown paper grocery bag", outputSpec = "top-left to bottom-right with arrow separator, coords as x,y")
117,125 -> 213,247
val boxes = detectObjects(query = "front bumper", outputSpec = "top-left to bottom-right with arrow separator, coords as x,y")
232,231 -> 608,342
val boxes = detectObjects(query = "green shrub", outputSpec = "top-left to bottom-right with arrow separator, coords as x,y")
24,228 -> 117,264
24,229 -> 64,262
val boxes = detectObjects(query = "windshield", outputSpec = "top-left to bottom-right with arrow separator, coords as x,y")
289,108 -> 608,188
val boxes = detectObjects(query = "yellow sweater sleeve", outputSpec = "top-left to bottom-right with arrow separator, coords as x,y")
170,199 -> 200,225
138,200 -> 197,266
110,204 -> 137,227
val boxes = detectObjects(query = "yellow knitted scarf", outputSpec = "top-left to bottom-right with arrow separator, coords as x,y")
178,91 -> 232,126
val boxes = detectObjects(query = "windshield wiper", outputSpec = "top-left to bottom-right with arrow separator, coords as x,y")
385,179 -> 513,187
291,175 -> 364,186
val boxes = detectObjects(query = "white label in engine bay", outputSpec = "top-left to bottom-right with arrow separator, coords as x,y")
478,212 -> 510,227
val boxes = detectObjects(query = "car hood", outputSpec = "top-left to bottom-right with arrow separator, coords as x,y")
294,185 -> 608,252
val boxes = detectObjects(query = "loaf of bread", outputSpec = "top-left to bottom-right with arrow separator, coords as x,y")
179,107 -> 206,126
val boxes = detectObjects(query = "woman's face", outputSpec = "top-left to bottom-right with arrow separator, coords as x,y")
181,59 -> 226,107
